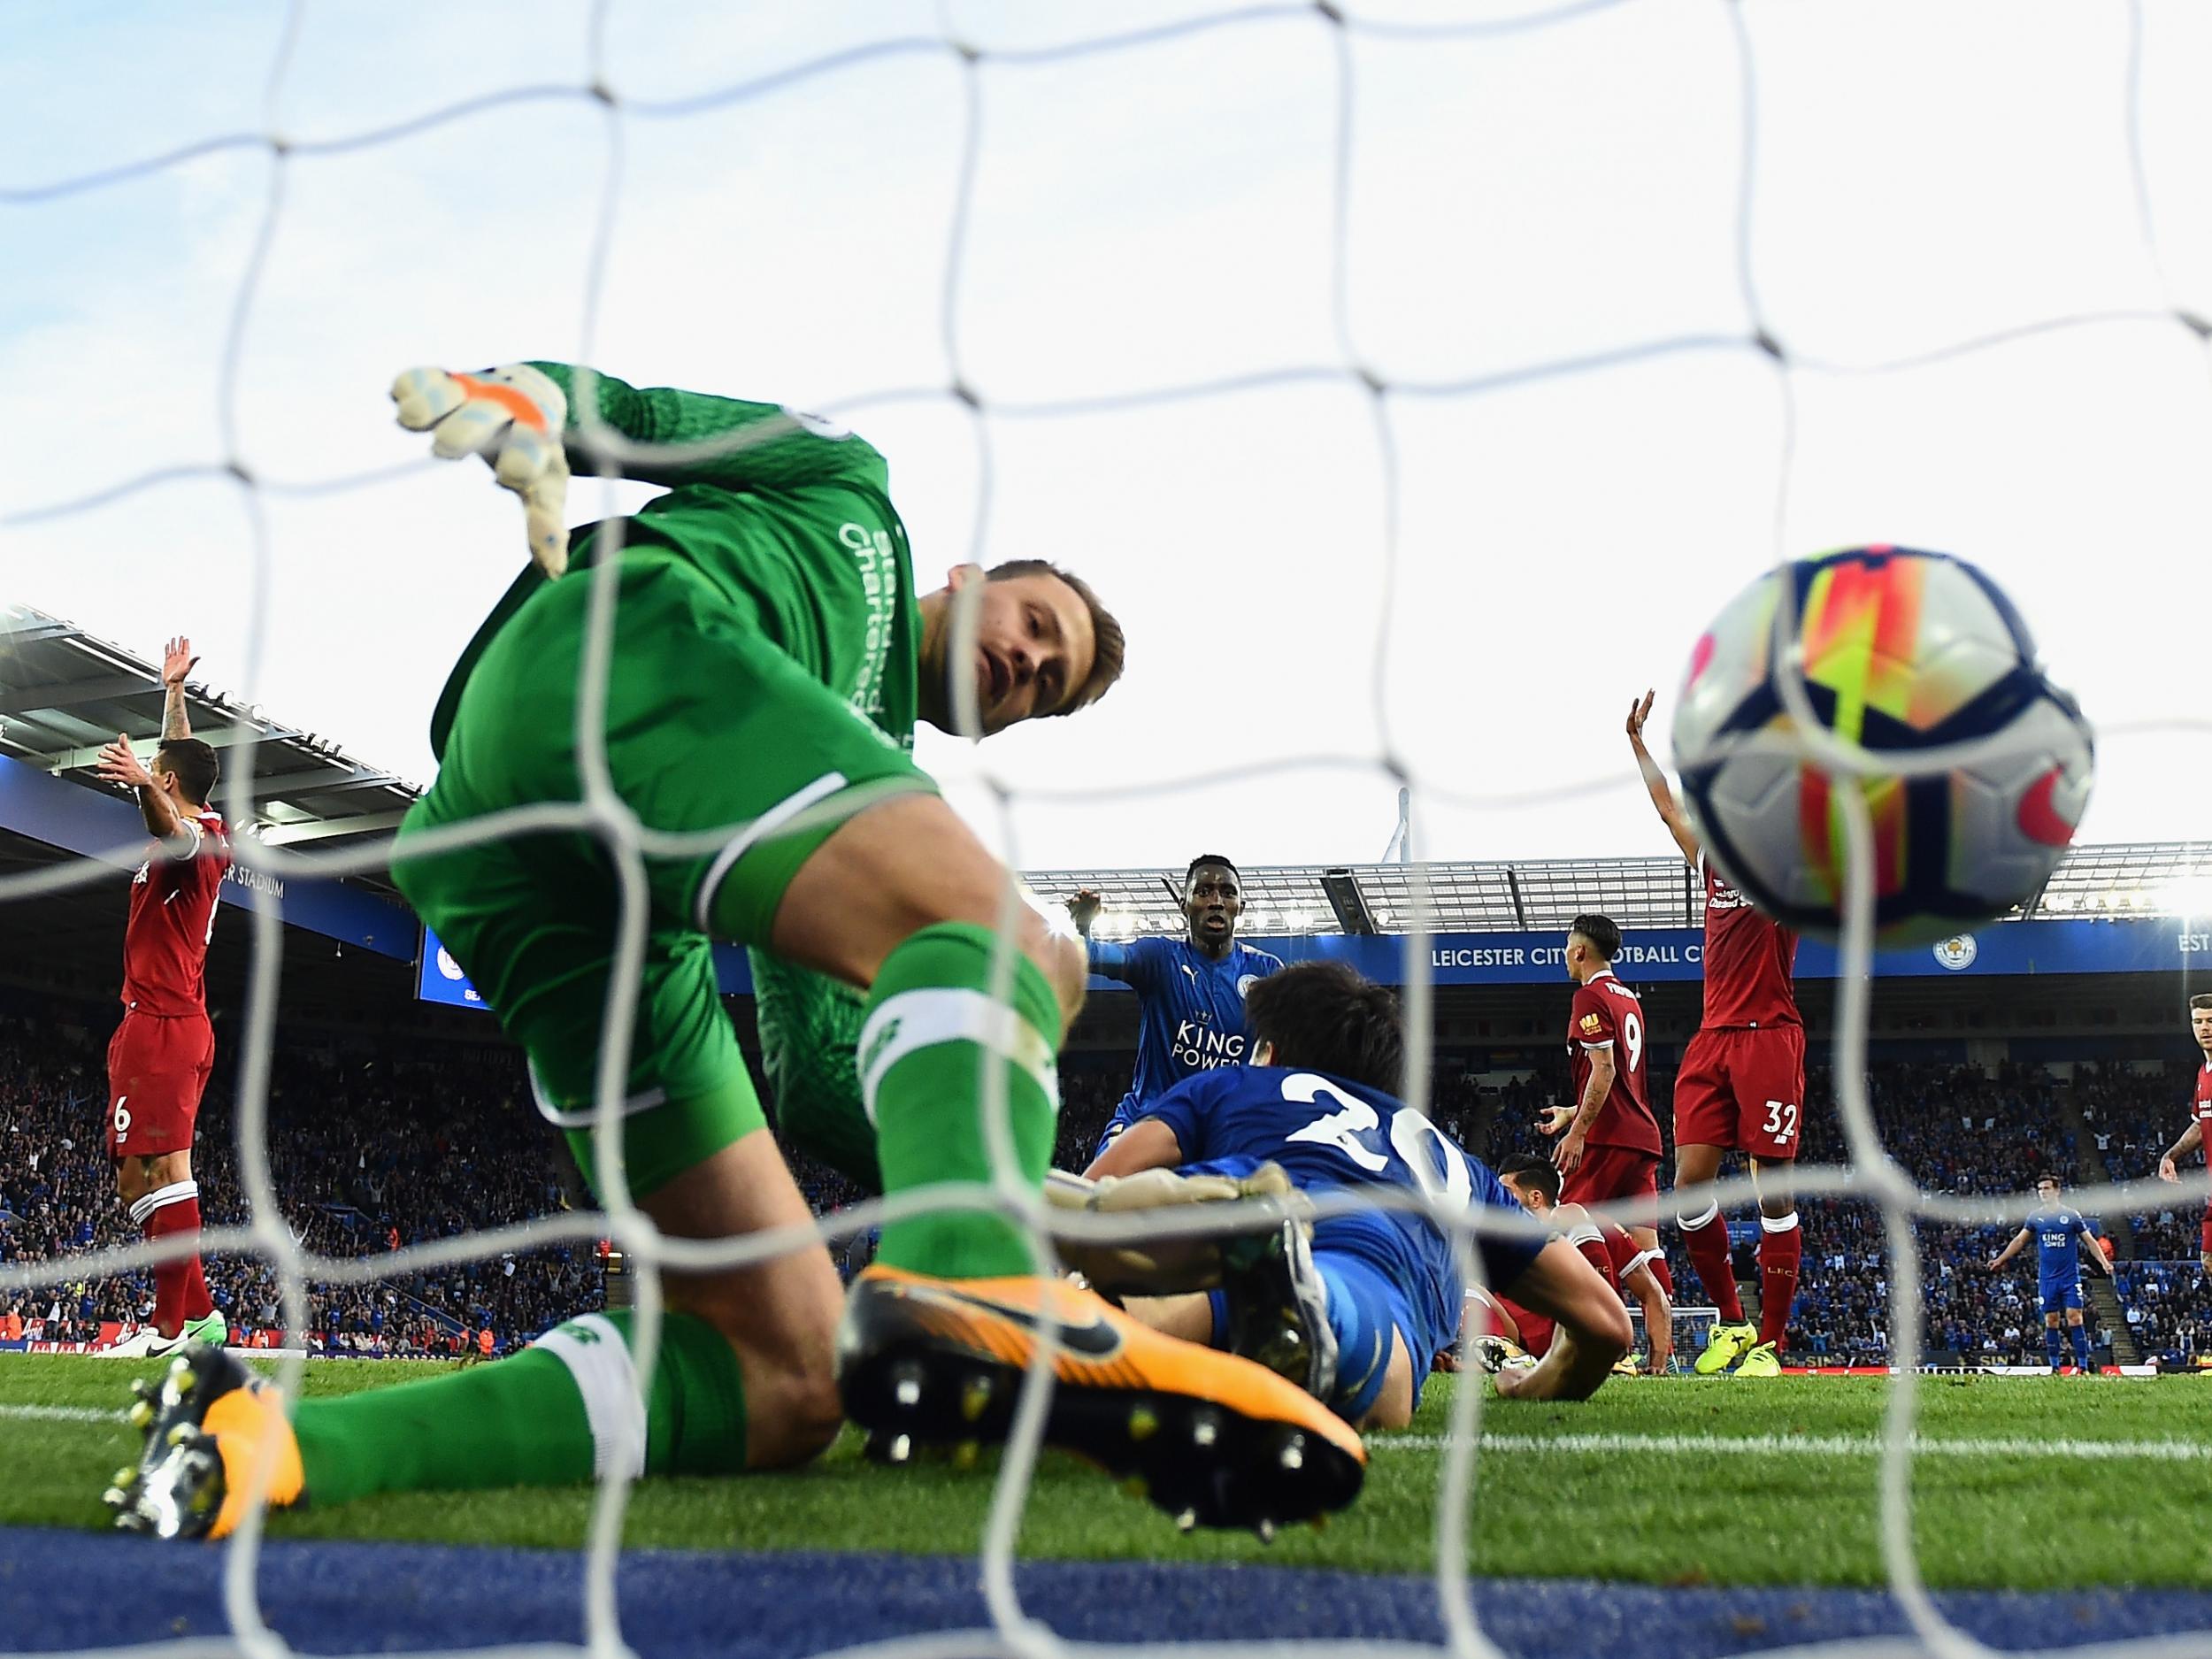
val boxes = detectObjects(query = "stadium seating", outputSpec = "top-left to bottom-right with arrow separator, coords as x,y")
1,988 -> 2201,1364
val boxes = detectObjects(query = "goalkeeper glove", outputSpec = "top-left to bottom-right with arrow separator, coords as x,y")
1042,1163 -> 1305,1296
391,365 -> 572,577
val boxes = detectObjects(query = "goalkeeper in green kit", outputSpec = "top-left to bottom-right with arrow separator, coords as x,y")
107,363 -> 1364,1540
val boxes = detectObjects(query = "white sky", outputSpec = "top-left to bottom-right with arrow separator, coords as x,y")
4,0 -> 2208,878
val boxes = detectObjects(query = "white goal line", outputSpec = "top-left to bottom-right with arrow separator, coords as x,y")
12,1403 -> 2206,1466
1376,1431 -> 2212,1463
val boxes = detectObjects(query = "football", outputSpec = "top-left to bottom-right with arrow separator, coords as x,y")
1671,545 -> 2095,947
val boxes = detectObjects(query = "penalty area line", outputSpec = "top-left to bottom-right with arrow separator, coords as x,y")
0,1403 -> 119,1424
15,1409 -> 2207,1461
1375,1430 -> 2212,1463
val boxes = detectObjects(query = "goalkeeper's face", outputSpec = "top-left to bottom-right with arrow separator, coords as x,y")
926,565 -> 1098,735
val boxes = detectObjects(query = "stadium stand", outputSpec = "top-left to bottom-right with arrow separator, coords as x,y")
0,990 -> 597,1355
4,973 -> 2202,1367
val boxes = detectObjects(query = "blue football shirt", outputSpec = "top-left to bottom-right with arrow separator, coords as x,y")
1087,935 -> 1282,1156
2032,1205 -> 2096,1292
1140,1064 -> 1543,1368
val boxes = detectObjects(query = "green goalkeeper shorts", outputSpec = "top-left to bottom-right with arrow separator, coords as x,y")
392,551 -> 934,1198
749,951 -> 882,1194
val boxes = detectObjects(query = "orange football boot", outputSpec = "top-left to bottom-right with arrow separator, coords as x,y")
106,1344 -> 303,1540
839,1263 -> 1365,1535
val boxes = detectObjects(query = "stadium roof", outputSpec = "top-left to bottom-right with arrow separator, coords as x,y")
1034,841 -> 2212,940
7,602 -> 2208,937
0,603 -> 418,867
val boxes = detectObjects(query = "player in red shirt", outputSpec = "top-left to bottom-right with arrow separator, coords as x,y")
2154,993 -> 2212,1276
1627,689 -> 1804,1379
1540,912 -> 1672,1303
95,635 -> 231,1358
1496,1154 -> 1674,1375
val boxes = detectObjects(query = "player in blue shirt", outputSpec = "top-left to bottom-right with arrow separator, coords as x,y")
1070,855 -> 1284,1157
1087,961 -> 1631,1425
1985,1172 -> 2113,1373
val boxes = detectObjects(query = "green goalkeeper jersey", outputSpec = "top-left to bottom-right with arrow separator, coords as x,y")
427,363 -> 919,764
418,363 -> 926,1188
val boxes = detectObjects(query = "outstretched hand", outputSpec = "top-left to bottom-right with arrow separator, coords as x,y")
392,364 -> 572,577
96,735 -> 152,790
1625,688 -> 1655,743
1554,1127 -> 1588,1177
161,636 -> 198,688
1068,887 -> 1102,933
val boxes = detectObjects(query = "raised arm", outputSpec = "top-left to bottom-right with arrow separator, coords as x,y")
160,636 -> 197,741
1626,689 -> 1701,866
394,362 -> 889,576
530,363 -> 887,498
1068,894 -> 1140,983
2158,1121 -> 2201,1183
95,736 -> 192,856
1985,1227 -> 2030,1271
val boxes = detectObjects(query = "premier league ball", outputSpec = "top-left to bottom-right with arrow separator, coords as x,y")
1671,546 -> 2093,947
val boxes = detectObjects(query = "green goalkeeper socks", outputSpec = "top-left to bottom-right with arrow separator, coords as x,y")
862,922 -> 1063,1280
290,1310 -> 746,1505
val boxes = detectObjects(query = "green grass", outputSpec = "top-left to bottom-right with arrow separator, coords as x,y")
5,1354 -> 2211,1589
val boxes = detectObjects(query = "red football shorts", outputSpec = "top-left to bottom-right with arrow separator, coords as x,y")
1673,1024 -> 1808,1161
1492,1294 -> 1555,1358
105,1011 -> 215,1158
2200,1207 -> 2212,1257
1558,1143 -> 1661,1231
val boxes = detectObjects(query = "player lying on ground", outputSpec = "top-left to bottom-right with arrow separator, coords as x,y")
1493,1155 -> 1673,1376
107,364 -> 1363,1540
2154,993 -> 2212,1277
1538,912 -> 1672,1305
1085,961 -> 1632,1425
1627,689 -> 1805,1380
96,634 -> 230,1360
1069,856 -> 1284,1158
1985,1172 -> 2112,1374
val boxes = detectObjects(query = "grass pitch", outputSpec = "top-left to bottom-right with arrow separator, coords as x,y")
4,1354 -> 2209,1589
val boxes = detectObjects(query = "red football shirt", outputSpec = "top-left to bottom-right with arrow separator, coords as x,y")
121,810 -> 229,1017
1567,969 -> 1663,1155
1700,861 -> 1800,1030
2193,1058 -> 2212,1158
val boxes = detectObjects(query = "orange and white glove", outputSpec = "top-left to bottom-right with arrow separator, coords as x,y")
391,365 -> 571,576
1042,1162 -> 1307,1294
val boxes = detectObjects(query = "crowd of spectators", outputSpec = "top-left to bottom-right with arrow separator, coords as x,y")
4,983 -> 2205,1368
2116,1261 -> 2203,1366
0,1001 -> 599,1355
2078,1061 -> 2207,1260
1435,1052 -> 2204,1366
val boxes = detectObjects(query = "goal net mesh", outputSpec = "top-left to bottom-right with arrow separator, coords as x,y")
4,2 -> 2209,1655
